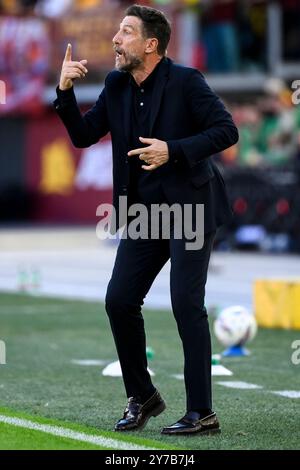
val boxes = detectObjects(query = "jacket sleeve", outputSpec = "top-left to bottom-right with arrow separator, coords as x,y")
167,69 -> 239,168
53,84 -> 109,148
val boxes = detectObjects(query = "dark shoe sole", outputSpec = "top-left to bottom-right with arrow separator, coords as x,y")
115,401 -> 166,432
161,427 -> 221,436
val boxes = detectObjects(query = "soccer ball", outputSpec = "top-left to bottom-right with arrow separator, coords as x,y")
213,305 -> 257,347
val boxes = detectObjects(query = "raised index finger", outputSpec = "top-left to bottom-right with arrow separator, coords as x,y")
64,43 -> 72,62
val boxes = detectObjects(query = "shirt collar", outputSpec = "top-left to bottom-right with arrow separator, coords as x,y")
130,57 -> 165,90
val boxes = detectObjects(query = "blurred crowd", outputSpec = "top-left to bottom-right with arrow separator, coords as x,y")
224,79 -> 300,168
1,1 -> 300,72
1,0 -> 300,169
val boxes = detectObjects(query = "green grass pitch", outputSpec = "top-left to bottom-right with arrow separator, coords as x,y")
0,292 -> 299,450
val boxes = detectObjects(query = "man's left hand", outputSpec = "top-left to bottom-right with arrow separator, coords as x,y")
128,137 -> 169,171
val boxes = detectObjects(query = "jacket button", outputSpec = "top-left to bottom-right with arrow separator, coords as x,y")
174,159 -> 178,163
122,186 -> 127,192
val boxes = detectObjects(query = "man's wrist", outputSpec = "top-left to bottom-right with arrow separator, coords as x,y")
54,85 -> 76,110
59,84 -> 73,92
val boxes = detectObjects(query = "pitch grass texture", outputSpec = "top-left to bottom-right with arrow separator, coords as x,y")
0,421 -> 104,450
0,292 -> 300,450
0,408 -> 177,450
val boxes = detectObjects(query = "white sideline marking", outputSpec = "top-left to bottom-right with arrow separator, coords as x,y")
172,365 -> 233,380
271,391 -> 300,399
216,381 -> 263,390
71,359 -> 108,366
0,415 -> 153,450
1,305 -> 64,315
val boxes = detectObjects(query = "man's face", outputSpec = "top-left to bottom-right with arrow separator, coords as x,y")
112,16 -> 148,72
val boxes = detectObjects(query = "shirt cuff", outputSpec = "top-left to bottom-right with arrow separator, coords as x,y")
166,140 -> 183,165
54,85 -> 75,110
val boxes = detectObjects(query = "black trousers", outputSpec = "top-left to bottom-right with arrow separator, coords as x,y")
105,226 -> 216,411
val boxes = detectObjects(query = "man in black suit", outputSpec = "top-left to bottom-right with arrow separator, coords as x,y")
54,4 -> 238,435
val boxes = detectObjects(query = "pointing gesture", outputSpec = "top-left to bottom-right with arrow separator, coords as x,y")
59,43 -> 88,91
64,43 -> 72,61
128,137 -> 169,171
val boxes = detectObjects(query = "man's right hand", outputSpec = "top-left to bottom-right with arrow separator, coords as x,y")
59,44 -> 88,91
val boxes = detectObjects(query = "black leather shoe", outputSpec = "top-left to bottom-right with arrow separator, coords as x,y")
161,411 -> 220,435
114,390 -> 166,431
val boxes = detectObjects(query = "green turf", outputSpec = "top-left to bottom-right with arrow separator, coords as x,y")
0,407 -> 178,450
0,422 -> 102,450
0,292 -> 300,450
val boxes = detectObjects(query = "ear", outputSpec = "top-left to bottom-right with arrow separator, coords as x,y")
145,37 -> 158,54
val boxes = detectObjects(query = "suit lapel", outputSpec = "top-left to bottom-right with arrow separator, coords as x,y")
149,57 -> 171,136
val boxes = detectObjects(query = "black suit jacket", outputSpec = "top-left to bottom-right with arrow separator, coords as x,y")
54,57 -> 238,233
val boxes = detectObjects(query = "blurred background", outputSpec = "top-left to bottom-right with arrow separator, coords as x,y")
0,0 -> 300,308
0,3 -> 300,449
0,0 -> 300,254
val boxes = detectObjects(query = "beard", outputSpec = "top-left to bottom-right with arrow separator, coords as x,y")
115,51 -> 143,72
